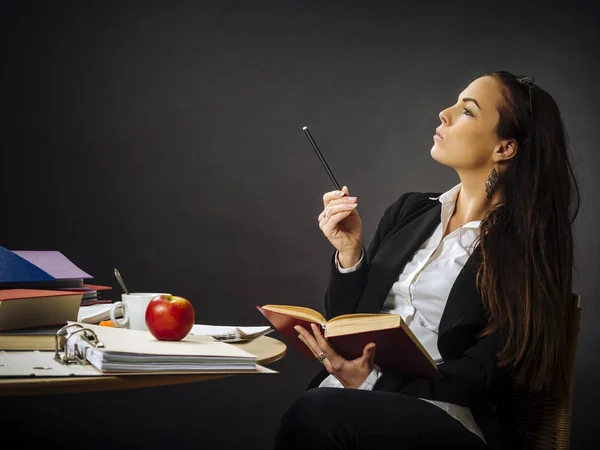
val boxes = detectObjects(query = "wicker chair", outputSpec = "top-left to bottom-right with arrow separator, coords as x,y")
513,293 -> 582,450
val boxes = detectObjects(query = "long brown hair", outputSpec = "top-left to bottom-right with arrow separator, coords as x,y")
475,70 -> 580,399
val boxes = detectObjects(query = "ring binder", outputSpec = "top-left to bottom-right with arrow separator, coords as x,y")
54,323 -> 104,365
1,322 -> 278,379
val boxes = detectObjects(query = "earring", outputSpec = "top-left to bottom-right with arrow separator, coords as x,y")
485,164 -> 499,200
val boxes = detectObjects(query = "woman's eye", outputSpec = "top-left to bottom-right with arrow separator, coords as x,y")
463,107 -> 473,117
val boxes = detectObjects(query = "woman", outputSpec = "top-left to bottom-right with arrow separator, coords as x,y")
273,71 -> 580,450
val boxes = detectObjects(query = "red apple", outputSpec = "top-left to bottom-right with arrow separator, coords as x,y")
145,294 -> 195,341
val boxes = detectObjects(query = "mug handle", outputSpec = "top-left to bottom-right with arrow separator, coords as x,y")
109,301 -> 129,328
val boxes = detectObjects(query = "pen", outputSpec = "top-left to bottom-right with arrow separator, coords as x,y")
302,126 -> 343,192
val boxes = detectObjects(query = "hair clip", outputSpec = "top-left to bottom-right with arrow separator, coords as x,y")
516,75 -> 535,86
515,75 -> 534,119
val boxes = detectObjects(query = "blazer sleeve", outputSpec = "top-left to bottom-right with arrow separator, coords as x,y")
324,192 -> 412,320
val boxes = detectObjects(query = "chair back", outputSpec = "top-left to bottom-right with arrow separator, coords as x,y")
514,293 -> 581,449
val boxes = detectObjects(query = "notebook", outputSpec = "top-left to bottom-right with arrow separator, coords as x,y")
77,304 -> 122,324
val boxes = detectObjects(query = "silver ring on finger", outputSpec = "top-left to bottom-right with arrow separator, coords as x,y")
318,352 -> 327,363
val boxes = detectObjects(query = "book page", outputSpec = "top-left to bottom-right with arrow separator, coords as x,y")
327,313 -> 395,323
326,314 -> 401,336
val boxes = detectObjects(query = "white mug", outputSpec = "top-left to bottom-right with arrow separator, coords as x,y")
109,293 -> 171,331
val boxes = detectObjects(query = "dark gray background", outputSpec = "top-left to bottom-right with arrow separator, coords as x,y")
1,1 -> 598,449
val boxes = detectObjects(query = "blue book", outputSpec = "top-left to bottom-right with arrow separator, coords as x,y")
0,245 -> 92,288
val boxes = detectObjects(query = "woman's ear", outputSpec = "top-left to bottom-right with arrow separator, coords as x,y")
495,138 -> 518,162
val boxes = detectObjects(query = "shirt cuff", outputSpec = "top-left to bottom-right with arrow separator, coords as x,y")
318,373 -> 344,388
317,365 -> 382,390
335,248 -> 365,273
357,364 -> 382,390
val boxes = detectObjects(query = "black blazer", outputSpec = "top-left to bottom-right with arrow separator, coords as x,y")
307,192 -> 517,450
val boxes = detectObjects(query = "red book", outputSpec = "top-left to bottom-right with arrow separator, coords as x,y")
257,304 -> 441,380
0,289 -> 83,331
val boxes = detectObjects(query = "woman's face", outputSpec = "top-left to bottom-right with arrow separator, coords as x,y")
431,76 -> 505,171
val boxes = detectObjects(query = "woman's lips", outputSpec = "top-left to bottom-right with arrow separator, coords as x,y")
434,130 -> 444,139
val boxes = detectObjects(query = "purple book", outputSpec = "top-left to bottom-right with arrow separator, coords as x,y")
11,251 -> 92,281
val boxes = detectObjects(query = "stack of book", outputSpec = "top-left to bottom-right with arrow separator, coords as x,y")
60,284 -> 113,306
0,245 -> 116,350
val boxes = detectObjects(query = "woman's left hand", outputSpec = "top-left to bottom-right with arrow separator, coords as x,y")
295,323 -> 376,389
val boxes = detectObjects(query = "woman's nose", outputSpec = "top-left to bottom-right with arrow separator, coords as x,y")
439,107 -> 451,125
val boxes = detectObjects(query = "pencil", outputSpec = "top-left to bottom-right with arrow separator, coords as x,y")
302,126 -> 342,191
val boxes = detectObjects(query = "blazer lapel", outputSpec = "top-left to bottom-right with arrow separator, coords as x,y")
356,202 -> 442,314
438,244 -> 485,337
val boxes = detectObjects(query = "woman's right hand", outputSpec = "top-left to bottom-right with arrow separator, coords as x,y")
318,186 -> 363,263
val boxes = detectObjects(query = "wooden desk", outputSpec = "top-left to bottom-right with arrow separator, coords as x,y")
0,335 -> 286,396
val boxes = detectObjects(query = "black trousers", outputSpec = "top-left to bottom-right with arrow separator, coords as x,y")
273,388 -> 488,450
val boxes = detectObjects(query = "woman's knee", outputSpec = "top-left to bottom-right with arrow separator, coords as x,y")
282,388 -> 340,428
277,388 -> 349,447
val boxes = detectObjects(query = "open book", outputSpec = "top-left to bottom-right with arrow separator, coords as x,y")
257,305 -> 440,379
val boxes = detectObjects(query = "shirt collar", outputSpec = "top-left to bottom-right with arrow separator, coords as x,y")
429,183 -> 481,229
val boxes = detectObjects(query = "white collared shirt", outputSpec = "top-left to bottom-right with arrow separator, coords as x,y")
319,183 -> 486,443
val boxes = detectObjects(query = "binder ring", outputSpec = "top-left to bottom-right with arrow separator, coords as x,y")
54,323 -> 85,363
67,328 -> 104,365
54,324 -> 105,365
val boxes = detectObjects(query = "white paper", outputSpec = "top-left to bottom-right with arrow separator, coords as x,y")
190,324 -> 242,336
190,324 -> 269,335
190,324 -> 273,342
